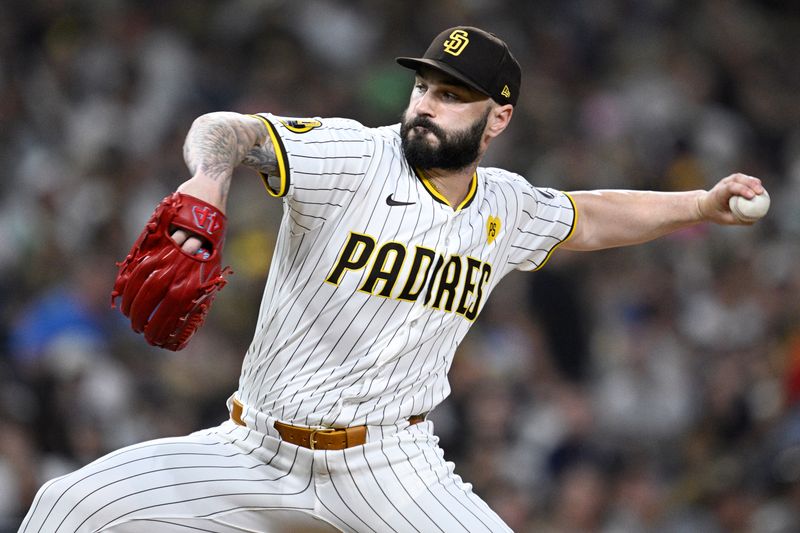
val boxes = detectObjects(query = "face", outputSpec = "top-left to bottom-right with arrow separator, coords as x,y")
400,68 -> 493,171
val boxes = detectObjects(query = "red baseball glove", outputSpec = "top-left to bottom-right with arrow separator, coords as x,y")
111,192 -> 231,350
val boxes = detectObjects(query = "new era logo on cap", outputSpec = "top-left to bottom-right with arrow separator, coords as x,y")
397,26 -> 522,106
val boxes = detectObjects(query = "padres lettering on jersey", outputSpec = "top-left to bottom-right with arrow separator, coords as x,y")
325,233 -> 491,321
239,113 -> 576,429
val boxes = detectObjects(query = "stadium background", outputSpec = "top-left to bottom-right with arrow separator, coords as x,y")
1,0 -> 800,531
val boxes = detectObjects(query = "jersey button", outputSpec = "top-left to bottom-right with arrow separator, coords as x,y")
410,320 -> 418,327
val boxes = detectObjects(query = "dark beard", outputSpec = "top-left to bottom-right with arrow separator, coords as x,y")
400,110 -> 489,171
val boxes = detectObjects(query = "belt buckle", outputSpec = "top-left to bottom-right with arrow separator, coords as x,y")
309,428 -> 336,450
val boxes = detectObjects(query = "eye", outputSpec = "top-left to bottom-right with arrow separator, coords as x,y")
443,91 -> 460,102
414,83 -> 427,94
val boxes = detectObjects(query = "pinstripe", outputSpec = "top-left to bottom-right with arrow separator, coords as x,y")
353,446 -> 413,532
377,444 -> 445,532
352,329 -> 443,418
310,449 -> 359,533
21,477 -> 56,532
397,442 -> 476,531
247,228 -> 321,376
194,504 -> 325,519
289,139 -> 365,145
290,292 -> 401,421
314,496 -> 355,533
266,284 -> 350,416
413,440 -> 503,532
368,316 -> 449,415
268,185 -> 398,414
288,206 -> 329,220
266,145 -> 410,420
244,128 -> 386,409
24,426 -> 293,532
93,485 -> 314,533
359,437 -> 421,532
292,153 -> 371,160
493,178 -> 518,262
306,299 -> 408,425
65,446 -> 305,531
32,442 -> 244,532
288,214 -> 315,231
118,518 -> 224,531
239,231 -> 307,389
340,451 -> 399,532
293,170 -> 366,176
293,198 -> 344,207
293,185 -> 358,192
394,441 -> 470,531
379,439 -> 447,533
321,452 -> 380,533
68,459 -> 302,529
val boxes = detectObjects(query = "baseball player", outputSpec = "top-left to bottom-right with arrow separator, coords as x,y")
20,26 -> 766,532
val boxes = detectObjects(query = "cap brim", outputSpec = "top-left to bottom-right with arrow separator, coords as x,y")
396,57 -> 491,98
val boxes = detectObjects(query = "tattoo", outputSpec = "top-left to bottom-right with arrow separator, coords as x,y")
183,121 -> 239,180
241,145 -> 279,175
183,113 -> 269,182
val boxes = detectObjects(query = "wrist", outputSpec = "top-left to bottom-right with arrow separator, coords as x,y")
176,175 -> 228,213
693,190 -> 709,222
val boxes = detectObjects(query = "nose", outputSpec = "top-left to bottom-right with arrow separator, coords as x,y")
413,89 -> 436,118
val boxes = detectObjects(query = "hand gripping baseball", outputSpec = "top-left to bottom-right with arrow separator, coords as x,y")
111,192 -> 231,350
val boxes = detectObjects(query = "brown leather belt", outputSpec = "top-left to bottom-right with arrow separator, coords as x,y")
231,398 -> 425,450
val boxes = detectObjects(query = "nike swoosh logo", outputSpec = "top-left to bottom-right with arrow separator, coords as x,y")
386,194 -> 415,207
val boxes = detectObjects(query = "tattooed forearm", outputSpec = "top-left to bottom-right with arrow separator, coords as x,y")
183,120 -> 239,179
183,112 -> 268,181
241,145 -> 279,175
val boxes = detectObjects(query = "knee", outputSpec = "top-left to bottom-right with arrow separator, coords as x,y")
20,469 -> 100,532
21,474 -> 68,531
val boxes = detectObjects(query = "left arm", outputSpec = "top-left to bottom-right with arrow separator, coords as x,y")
562,173 -> 766,251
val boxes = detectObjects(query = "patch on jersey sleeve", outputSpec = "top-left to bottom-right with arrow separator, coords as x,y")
487,216 -> 501,244
279,118 -> 323,133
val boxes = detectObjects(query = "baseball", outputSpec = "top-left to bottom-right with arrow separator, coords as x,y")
729,190 -> 770,222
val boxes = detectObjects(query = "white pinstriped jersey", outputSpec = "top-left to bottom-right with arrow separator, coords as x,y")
237,113 -> 576,429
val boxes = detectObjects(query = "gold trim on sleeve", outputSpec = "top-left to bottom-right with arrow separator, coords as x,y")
249,114 -> 290,197
532,191 -> 578,271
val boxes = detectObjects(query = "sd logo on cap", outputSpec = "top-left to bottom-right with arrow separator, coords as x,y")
443,29 -> 470,56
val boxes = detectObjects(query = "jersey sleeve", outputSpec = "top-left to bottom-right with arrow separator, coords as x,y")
508,181 -> 577,272
250,113 -> 375,231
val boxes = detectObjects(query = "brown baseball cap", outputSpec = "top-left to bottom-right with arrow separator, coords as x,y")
397,26 -> 522,106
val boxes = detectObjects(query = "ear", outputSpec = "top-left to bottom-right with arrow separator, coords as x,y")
485,104 -> 514,139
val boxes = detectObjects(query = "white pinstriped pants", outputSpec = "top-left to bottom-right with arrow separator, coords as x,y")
19,419 -> 511,532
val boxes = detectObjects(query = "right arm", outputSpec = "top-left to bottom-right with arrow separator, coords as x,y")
173,112 -> 276,251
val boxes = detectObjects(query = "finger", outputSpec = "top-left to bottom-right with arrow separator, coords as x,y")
727,174 -> 764,196
170,229 -> 203,254
171,229 -> 189,246
181,236 -> 203,254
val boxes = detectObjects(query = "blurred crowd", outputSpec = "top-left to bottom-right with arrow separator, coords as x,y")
1,0 -> 800,531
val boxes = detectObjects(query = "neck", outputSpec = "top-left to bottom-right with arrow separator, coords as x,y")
422,164 -> 478,208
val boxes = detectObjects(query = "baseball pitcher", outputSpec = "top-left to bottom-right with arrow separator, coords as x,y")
20,26 -> 767,532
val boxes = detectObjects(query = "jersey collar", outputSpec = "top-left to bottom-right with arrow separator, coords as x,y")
414,168 -> 478,212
